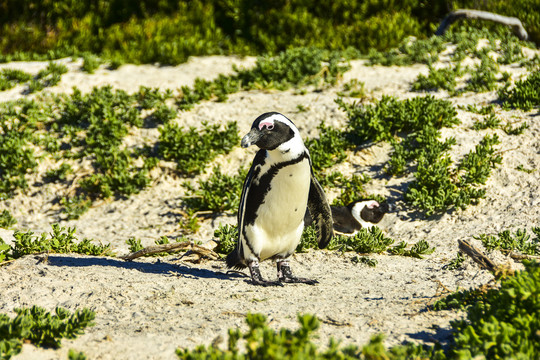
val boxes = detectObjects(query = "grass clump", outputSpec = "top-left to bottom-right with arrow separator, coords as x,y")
0,306 -> 95,359
472,113 -> 501,130
0,99 -> 44,199
328,227 -> 395,254
81,53 -> 102,74
338,95 -> 502,216
411,65 -> 462,93
158,122 -> 239,176
476,227 -> 540,256
44,163 -> 73,183
305,122 -> 350,173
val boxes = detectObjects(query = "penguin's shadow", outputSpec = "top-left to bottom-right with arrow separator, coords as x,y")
45,255 -> 239,281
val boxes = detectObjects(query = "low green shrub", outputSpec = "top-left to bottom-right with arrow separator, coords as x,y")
176,312 -> 443,359
411,65 -> 462,93
0,306 -> 95,359
338,95 -> 459,144
0,210 -> 17,229
213,224 -> 238,255
406,134 -> 502,216
476,227 -> 540,256
0,68 -> 32,91
158,122 -> 239,176
499,70 -> 540,110
81,53 -> 102,74
305,122 -> 350,173
183,167 -> 247,213
26,62 -> 68,93
445,260 -> 540,359
3,224 -> 114,261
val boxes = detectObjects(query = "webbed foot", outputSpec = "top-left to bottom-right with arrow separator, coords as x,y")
277,260 -> 318,285
248,260 -> 284,287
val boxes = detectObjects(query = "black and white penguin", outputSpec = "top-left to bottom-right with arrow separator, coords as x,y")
226,112 -> 333,286
305,199 -> 390,235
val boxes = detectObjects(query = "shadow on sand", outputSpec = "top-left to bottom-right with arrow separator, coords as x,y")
45,254 -> 243,281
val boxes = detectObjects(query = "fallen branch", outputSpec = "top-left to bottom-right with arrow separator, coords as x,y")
458,239 -> 499,273
507,251 -> 540,261
436,9 -> 528,41
121,241 -> 220,261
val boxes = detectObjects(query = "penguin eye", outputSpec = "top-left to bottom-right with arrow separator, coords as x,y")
266,124 -> 274,130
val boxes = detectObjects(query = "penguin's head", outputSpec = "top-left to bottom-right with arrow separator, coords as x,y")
241,112 -> 300,151
348,200 -> 391,227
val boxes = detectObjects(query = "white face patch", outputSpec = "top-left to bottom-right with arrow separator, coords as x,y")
258,119 -> 274,131
351,200 -> 379,229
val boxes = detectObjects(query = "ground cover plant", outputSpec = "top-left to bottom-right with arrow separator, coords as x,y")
498,70 -> 540,110
370,26 -> 537,97
335,94 -> 503,216
0,68 -> 32,91
476,226 -> 540,256
0,224 -> 113,265
178,247 -> 540,359
0,306 -> 95,359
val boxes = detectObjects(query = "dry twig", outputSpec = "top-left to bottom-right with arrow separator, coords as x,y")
121,241 -> 220,261
458,239 -> 498,273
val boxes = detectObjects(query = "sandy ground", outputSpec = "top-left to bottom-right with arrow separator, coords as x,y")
0,51 -> 539,359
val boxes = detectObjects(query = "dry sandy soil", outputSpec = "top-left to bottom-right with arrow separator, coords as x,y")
0,50 -> 539,359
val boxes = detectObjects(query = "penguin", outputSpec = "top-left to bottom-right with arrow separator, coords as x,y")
226,112 -> 333,286
305,199 -> 390,235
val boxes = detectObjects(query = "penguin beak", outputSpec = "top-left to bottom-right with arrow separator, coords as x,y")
241,128 -> 263,148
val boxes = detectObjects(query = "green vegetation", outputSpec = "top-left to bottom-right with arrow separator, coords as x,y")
371,26 -> 535,97
0,224 -> 113,264
178,259 -> 540,359
81,53 -> 102,74
337,95 -> 503,216
0,306 -> 95,359
406,134 -> 502,216
183,167 -> 247,213
499,70 -> 540,110
176,312 -> 441,359
158,122 -> 239,176
176,47 -> 349,111
339,95 -> 459,143
27,62 -> 68,93
297,225 -> 435,260
0,210 -> 16,229
476,227 -> 540,256
433,260 -> 540,359
213,223 -> 238,255
445,252 -> 466,270
0,68 -> 32,91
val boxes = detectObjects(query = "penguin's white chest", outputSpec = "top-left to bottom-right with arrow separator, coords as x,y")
247,158 -> 311,260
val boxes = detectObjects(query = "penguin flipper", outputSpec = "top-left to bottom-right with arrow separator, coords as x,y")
307,171 -> 334,249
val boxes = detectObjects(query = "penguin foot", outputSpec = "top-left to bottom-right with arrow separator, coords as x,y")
279,276 -> 318,285
248,260 -> 284,287
250,278 -> 284,287
276,260 -> 318,285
